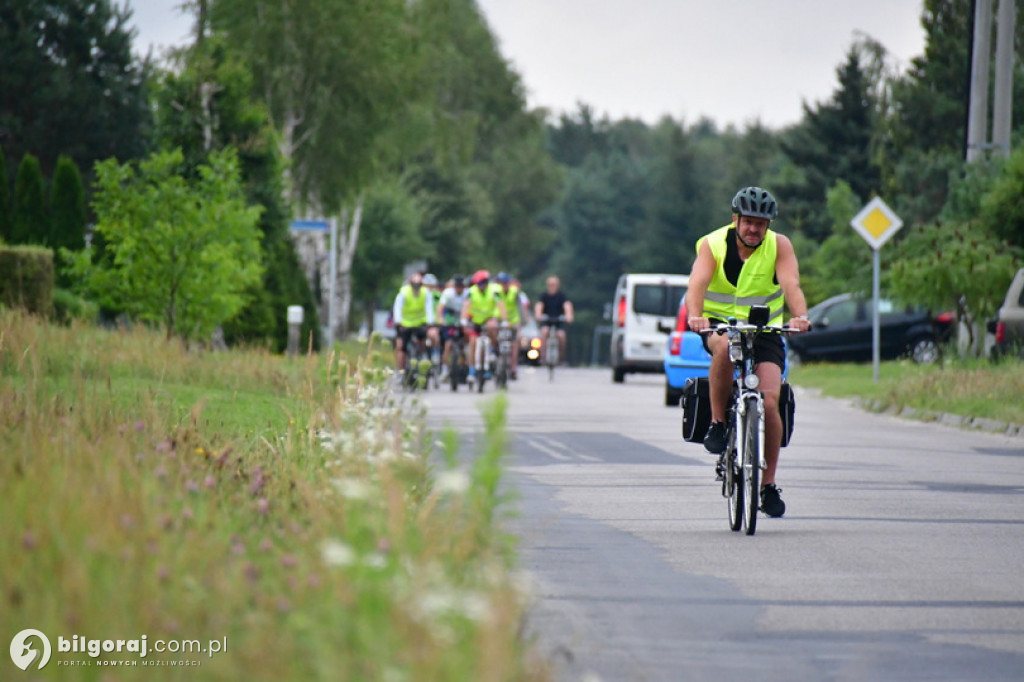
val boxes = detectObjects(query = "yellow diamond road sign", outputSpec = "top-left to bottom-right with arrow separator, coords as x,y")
851,197 -> 902,250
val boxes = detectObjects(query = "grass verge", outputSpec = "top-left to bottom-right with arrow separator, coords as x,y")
0,309 -> 548,681
790,357 -> 1024,426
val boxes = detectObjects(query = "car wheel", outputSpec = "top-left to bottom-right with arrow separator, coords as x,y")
909,336 -> 940,364
665,383 -> 682,407
613,367 -> 625,383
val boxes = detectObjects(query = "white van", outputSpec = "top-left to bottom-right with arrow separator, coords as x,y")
610,273 -> 690,383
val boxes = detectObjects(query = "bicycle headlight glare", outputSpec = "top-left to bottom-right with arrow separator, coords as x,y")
744,374 -> 760,389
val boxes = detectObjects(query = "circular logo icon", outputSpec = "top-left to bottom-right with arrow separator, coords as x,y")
10,630 -> 51,671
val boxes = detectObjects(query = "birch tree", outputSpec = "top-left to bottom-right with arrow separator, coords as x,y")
213,0 -> 412,338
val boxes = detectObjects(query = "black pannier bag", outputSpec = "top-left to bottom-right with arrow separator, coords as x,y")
681,377 -> 711,442
780,381 -> 796,447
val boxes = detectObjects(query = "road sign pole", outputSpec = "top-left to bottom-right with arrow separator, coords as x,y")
327,217 -> 338,348
850,197 -> 903,383
872,248 -> 880,383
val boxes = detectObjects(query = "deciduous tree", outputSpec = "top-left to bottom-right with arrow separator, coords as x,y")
69,148 -> 263,341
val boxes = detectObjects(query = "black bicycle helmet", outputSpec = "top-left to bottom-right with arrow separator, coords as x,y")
452,274 -> 465,286
731,186 -> 778,220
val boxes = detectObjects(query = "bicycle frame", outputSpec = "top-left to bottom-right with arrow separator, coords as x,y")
702,311 -> 794,535
539,315 -> 565,380
728,324 -> 766,471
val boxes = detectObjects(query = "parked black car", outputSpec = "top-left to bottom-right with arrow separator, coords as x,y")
787,293 -> 953,365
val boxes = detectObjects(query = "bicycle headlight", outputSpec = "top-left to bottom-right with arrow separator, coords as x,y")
744,374 -> 760,389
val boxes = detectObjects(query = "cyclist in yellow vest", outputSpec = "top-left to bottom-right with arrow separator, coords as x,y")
685,187 -> 811,518
392,272 -> 438,372
460,270 -> 507,380
496,272 -> 529,380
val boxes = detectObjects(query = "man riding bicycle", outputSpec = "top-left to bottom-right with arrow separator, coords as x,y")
392,272 -> 438,373
460,270 -> 506,381
436,274 -> 469,380
685,187 -> 810,518
496,272 -> 530,380
534,275 -> 574,365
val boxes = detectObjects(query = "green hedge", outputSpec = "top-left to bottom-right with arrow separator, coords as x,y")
0,245 -> 54,316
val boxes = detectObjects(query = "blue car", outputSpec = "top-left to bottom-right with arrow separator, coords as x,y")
661,299 -> 711,406
662,299 -> 791,406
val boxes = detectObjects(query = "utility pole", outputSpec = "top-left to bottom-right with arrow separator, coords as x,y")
966,0 -> 992,162
966,0 -> 1016,162
991,0 -> 1016,157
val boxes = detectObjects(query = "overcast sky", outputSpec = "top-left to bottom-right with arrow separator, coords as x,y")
129,0 -> 927,130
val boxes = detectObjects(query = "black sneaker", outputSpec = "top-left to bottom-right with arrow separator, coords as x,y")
760,484 -> 786,518
703,421 -> 728,455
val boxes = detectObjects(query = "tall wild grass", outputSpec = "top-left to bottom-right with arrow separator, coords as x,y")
0,309 -> 547,681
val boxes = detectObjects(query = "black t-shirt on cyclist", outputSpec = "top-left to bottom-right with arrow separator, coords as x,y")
538,291 -> 569,320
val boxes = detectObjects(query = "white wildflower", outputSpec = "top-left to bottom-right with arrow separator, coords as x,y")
415,588 -> 491,622
362,552 -> 388,570
331,477 -> 373,500
320,539 -> 355,567
435,470 -> 470,495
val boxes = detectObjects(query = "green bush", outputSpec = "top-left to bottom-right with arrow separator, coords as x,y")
51,287 -> 97,324
0,245 -> 54,315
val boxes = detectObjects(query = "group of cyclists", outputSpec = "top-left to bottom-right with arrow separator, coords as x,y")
390,270 -> 574,385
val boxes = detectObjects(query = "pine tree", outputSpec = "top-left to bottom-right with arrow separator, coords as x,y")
12,154 -> 47,245
49,155 -> 87,286
49,155 -> 86,250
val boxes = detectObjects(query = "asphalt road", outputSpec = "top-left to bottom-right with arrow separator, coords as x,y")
423,366 -> 1024,682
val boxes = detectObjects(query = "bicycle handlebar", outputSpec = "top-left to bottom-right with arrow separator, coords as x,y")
697,322 -> 807,336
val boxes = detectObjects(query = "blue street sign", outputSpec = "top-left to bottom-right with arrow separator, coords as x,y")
289,219 -> 330,231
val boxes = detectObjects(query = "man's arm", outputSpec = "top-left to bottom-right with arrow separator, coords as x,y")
563,299 -> 574,324
436,292 -> 447,323
685,239 -> 717,331
392,291 -> 405,327
774,234 -> 811,331
534,298 -> 543,321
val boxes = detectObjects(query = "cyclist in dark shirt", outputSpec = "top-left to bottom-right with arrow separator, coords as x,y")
534,275 -> 575,364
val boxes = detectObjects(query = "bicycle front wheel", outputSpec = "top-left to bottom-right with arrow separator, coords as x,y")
546,333 -> 558,380
742,395 -> 761,535
726,446 -> 743,532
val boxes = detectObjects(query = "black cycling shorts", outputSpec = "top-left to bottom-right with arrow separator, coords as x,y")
397,325 -> 428,349
701,318 -> 786,371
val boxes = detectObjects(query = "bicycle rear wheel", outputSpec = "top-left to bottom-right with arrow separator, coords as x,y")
742,395 -> 761,535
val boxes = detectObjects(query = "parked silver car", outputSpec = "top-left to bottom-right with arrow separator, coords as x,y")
990,268 -> 1024,358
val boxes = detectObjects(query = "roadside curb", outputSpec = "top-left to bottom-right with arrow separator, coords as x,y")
794,386 -> 1024,440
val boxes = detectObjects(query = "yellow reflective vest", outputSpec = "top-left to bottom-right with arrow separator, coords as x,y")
697,224 -> 784,324
467,283 -> 502,324
499,285 -> 522,324
398,284 -> 430,327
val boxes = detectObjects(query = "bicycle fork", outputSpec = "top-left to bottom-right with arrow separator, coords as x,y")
735,389 -> 766,472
